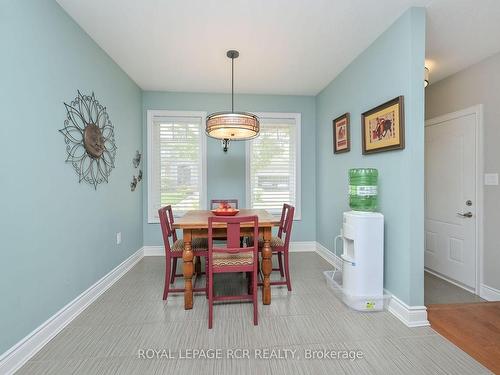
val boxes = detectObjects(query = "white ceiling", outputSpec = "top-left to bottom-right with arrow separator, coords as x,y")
57,0 -> 500,95
425,0 -> 500,84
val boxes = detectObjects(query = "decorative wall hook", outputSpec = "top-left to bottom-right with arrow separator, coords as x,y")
130,175 -> 138,192
132,150 -> 142,168
130,150 -> 143,191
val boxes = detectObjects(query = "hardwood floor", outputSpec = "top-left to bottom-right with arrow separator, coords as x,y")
428,302 -> 500,374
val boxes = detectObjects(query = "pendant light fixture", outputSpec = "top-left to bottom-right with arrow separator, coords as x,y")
206,50 -> 260,152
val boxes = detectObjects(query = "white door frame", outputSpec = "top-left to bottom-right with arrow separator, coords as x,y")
425,104 -> 484,295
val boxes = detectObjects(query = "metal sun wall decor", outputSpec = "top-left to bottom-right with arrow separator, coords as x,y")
59,91 -> 117,189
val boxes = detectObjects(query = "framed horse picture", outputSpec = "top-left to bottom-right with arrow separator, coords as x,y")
361,96 -> 405,154
333,113 -> 350,154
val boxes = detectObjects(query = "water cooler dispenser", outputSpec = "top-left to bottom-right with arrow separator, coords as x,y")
339,211 -> 384,311
324,168 -> 387,311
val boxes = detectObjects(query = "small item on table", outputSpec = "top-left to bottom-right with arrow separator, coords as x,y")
211,201 -> 239,216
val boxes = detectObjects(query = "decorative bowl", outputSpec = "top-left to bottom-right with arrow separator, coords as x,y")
211,209 -> 240,216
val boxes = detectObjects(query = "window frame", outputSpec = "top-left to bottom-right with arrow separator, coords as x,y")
245,112 -> 302,220
147,110 -> 207,223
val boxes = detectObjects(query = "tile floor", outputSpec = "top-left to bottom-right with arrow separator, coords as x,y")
18,254 -> 490,374
424,271 -> 485,305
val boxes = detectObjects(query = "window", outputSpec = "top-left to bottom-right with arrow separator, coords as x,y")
147,110 -> 207,222
246,113 -> 301,219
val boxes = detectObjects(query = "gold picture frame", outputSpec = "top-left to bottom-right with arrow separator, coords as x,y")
362,96 -> 405,154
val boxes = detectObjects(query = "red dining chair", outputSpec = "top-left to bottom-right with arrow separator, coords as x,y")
210,199 -> 239,209
158,205 -> 208,300
208,215 -> 259,329
258,204 -> 295,291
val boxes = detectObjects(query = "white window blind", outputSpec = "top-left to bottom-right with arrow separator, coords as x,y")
148,111 -> 206,222
247,113 -> 301,218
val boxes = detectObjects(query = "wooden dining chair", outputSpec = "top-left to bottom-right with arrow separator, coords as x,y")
207,215 -> 259,329
210,199 -> 239,209
158,205 -> 208,300
258,204 -> 295,291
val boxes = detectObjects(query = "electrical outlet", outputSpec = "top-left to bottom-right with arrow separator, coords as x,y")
116,232 -> 122,245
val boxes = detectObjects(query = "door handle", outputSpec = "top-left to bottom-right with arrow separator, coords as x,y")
457,212 -> 473,218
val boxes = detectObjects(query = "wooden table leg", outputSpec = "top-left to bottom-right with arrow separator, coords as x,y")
183,229 -> 194,310
261,227 -> 272,305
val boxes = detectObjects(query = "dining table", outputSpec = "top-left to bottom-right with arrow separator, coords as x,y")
173,209 -> 280,310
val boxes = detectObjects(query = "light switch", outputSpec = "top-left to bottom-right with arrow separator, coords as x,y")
484,173 -> 499,186
116,232 -> 122,245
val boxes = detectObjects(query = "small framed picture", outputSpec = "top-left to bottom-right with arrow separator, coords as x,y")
362,96 -> 405,154
333,113 -> 350,154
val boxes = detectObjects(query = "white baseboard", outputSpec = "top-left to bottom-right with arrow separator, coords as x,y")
289,241 -> 317,252
315,241 -> 343,271
386,293 -> 429,327
143,241 -> 317,257
480,283 -> 500,301
0,247 -> 144,375
143,245 -> 164,256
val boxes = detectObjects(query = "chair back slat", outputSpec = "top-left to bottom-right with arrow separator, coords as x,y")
277,204 -> 295,248
208,215 -> 259,257
210,199 -> 239,209
278,204 -> 294,237
158,205 -> 174,255
226,221 -> 242,248
166,206 -> 178,242
277,204 -> 287,238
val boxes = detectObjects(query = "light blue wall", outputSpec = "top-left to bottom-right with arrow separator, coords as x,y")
0,1 -> 425,357
315,8 -> 426,305
142,92 -> 316,245
0,0 -> 142,354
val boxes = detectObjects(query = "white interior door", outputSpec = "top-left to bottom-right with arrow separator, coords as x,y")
425,110 -> 477,290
